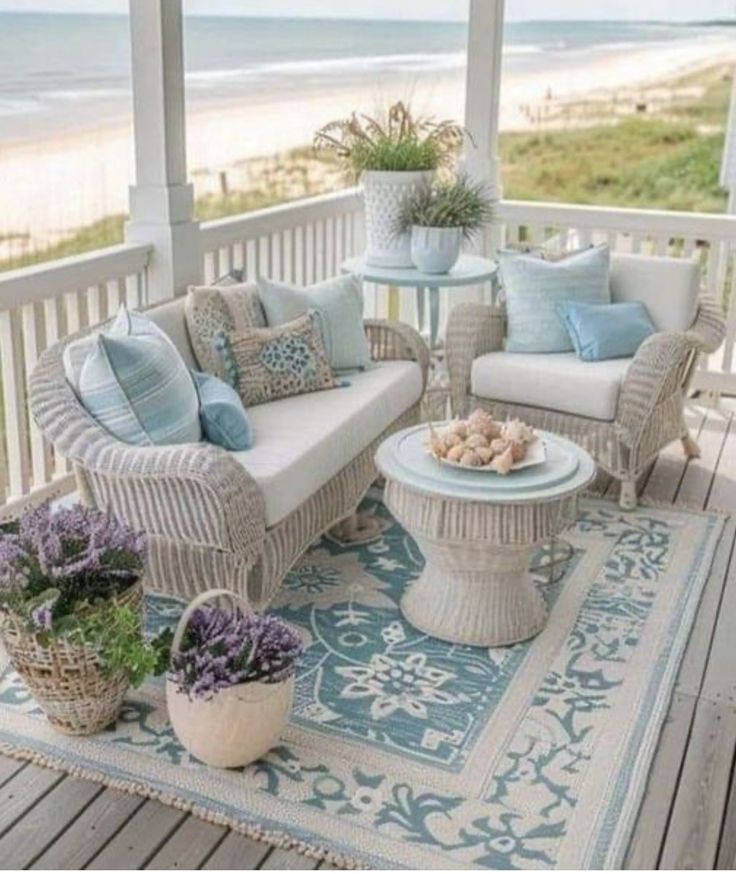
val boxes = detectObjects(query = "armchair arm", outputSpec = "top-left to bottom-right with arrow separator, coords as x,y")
445,303 -> 505,416
616,331 -> 694,450
684,297 -> 727,355
364,319 -> 430,390
30,345 -> 266,564
616,298 -> 726,449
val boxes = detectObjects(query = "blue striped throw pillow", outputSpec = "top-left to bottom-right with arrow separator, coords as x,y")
77,310 -> 201,446
500,244 -> 611,353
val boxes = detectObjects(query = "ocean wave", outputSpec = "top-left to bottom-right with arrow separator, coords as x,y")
185,51 -> 467,86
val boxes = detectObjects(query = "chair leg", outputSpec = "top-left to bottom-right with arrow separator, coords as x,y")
619,478 -> 638,510
681,432 -> 701,459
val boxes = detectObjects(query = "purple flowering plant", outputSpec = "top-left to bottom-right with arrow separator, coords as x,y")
169,606 -> 304,701
0,502 -> 168,687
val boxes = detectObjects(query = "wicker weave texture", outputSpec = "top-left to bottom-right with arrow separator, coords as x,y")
0,581 -> 142,735
29,316 -> 429,607
445,297 -> 726,505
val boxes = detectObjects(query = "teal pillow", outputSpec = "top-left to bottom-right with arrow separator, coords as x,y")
78,330 -> 201,446
557,300 -> 656,361
500,244 -> 611,353
193,370 -> 253,451
257,275 -> 371,372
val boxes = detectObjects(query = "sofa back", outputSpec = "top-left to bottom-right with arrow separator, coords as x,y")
610,253 -> 700,333
144,296 -> 199,369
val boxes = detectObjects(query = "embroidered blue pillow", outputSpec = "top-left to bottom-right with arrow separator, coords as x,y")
192,371 -> 253,451
557,300 -> 656,361
500,244 -> 611,353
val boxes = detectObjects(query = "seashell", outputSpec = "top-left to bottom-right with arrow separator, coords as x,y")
430,436 -> 448,458
476,445 -> 494,465
490,438 -> 509,455
465,433 -> 489,449
490,446 -> 515,475
446,444 -> 465,462
509,440 -> 526,462
450,419 -> 468,439
486,421 -> 503,439
460,449 -> 482,467
444,432 -> 463,449
467,408 -> 494,432
503,419 -> 535,445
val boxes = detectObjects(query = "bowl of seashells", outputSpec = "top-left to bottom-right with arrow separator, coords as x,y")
427,409 -> 544,475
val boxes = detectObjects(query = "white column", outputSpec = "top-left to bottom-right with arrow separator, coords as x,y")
463,0 -> 505,257
125,0 -> 201,301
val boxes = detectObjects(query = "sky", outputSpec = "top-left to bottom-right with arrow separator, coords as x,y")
0,0 -> 734,20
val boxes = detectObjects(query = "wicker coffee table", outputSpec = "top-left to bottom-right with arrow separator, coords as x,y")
375,424 -> 596,647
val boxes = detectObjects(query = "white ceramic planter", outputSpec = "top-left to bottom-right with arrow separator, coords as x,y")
166,674 -> 294,768
361,169 -> 434,268
410,226 -> 463,274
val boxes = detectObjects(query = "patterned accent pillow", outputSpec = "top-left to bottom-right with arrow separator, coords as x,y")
185,281 -> 266,377
219,311 -> 339,407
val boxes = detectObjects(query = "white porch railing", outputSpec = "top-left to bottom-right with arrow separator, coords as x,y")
0,243 -> 151,520
200,188 -> 364,285
2,191 -> 735,521
499,200 -> 736,395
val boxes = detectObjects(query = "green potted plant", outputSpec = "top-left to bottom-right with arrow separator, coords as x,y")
0,503 -> 169,735
397,175 -> 494,274
314,101 -> 466,268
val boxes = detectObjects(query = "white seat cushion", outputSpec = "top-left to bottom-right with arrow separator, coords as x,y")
471,351 -> 632,421
231,361 -> 423,526
610,253 -> 699,333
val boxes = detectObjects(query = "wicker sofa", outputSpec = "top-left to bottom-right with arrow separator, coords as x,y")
30,296 -> 429,609
446,252 -> 726,509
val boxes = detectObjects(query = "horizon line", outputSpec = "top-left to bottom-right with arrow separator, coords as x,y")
0,9 -> 733,25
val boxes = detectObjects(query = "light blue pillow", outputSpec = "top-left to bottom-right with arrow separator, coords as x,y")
557,300 -> 656,361
500,244 -> 611,353
257,275 -> 371,372
77,321 -> 201,446
193,371 -> 253,451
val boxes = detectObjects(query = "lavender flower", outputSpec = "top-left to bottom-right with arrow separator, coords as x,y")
169,606 -> 304,701
30,602 -> 54,632
0,501 -> 146,632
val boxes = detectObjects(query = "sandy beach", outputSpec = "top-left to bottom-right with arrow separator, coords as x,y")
1,31 -> 735,255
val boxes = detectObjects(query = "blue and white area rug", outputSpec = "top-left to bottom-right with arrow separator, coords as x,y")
0,493 -> 726,869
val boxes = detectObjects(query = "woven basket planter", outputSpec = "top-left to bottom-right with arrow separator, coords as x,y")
0,580 -> 143,735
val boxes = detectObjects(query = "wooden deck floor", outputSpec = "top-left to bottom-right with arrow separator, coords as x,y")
0,399 -> 735,870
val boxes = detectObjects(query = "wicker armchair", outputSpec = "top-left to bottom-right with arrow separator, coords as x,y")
446,297 -> 725,509
30,316 -> 429,609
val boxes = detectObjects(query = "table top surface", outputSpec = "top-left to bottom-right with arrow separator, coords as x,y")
341,254 -> 498,288
375,423 -> 596,505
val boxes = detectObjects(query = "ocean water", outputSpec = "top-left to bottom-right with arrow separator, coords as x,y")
0,12 -> 733,141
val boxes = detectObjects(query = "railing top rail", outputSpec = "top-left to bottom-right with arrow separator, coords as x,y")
200,187 -> 362,249
0,242 -> 152,311
498,199 -> 736,240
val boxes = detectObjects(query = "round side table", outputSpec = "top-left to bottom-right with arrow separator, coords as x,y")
375,425 -> 596,647
341,254 -> 498,349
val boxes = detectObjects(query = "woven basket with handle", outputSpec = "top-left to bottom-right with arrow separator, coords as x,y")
0,579 -> 143,735
166,588 -> 294,768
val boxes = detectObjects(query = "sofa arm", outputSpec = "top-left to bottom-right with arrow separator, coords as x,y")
30,346 -> 267,564
364,319 -> 430,390
445,303 -> 505,416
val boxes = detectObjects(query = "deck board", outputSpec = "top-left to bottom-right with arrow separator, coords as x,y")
1,398 -> 736,870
